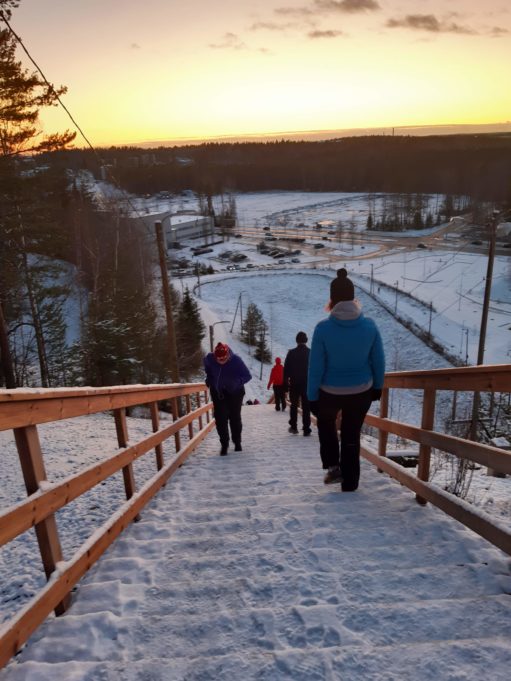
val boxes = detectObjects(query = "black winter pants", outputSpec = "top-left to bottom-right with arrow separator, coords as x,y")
273,385 -> 286,411
289,385 -> 311,432
212,390 -> 244,447
316,389 -> 372,490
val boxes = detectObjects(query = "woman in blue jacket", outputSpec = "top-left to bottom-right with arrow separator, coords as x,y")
308,269 -> 385,491
204,342 -> 252,456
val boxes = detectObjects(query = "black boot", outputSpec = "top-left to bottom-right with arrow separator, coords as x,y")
234,442 -> 242,452
220,444 -> 228,456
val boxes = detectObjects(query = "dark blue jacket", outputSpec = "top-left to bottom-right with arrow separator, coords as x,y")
284,344 -> 310,388
204,350 -> 252,400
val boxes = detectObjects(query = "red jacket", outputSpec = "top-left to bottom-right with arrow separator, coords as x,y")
267,358 -> 284,389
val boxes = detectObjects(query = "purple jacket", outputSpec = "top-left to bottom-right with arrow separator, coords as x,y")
204,350 -> 252,399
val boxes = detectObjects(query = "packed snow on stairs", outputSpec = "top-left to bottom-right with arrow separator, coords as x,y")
2,404 -> 511,681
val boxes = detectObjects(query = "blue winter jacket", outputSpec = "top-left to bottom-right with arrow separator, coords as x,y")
204,350 -> 252,399
307,304 -> 385,401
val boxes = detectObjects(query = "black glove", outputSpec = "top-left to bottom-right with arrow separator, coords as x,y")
309,400 -> 319,417
371,388 -> 382,402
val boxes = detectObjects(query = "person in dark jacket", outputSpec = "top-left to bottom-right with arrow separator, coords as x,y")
204,342 -> 252,456
308,269 -> 385,491
284,331 -> 311,436
267,357 -> 286,411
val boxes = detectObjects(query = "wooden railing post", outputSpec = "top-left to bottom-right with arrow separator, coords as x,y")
13,426 -> 70,615
172,397 -> 181,451
416,388 -> 436,505
149,402 -> 164,470
196,392 -> 204,429
114,409 -> 138,519
185,394 -> 194,438
204,389 -> 210,423
377,388 -> 389,472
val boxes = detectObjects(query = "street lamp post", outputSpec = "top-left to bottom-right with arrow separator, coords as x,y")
209,321 -> 230,352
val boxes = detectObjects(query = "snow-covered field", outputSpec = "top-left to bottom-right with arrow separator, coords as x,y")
1,189 -> 510,676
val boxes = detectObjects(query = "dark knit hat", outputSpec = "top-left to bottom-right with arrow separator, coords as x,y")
214,342 -> 229,360
330,268 -> 354,304
296,331 -> 307,344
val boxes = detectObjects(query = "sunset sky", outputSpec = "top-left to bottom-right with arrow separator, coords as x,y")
7,0 -> 511,146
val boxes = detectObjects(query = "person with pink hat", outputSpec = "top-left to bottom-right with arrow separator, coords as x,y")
204,342 -> 252,456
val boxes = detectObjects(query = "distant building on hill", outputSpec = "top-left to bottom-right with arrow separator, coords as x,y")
130,211 -> 215,247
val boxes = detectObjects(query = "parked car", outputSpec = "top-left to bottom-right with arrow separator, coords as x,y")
471,240 -> 483,245
278,259 -> 286,264
291,258 -> 300,263
234,233 -> 242,238
322,236 -> 330,241
263,226 -> 271,231
416,243 -> 427,249
313,243 -> 325,249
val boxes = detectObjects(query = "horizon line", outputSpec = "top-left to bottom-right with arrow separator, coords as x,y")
112,121 -> 511,149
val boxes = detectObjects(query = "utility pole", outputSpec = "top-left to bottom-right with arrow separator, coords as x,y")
428,301 -> 433,340
469,211 -> 498,445
195,261 -> 201,297
394,281 -> 399,314
370,264 -> 374,294
155,221 -> 180,384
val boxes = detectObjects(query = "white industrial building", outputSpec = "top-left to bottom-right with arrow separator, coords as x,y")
131,211 -> 215,247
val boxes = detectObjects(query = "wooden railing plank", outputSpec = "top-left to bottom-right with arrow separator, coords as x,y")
0,419 -> 216,669
0,403 -> 213,548
0,383 -> 207,431
384,364 -> 511,392
365,413 -> 511,474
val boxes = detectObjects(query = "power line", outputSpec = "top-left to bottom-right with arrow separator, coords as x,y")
0,10 -> 161,237
0,10 -> 96,154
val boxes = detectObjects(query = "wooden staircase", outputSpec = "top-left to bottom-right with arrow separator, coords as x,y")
1,404 -> 511,679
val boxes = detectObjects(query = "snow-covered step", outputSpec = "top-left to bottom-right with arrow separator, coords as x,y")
15,595 -> 511,664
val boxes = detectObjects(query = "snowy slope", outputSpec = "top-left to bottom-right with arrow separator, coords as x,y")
2,405 -> 511,680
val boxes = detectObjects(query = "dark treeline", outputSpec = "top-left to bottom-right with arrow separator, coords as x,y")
48,134 -> 511,201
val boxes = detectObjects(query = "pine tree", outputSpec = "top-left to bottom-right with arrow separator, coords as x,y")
254,327 -> 271,364
0,3 -> 75,386
175,288 -> 206,380
241,302 -> 266,347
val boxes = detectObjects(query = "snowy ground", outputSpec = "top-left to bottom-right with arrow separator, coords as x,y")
2,188 -> 510,675
1,405 -> 511,680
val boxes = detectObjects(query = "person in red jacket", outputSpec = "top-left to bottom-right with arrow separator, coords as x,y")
267,357 -> 286,411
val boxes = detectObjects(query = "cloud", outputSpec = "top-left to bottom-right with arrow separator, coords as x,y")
489,26 -> 509,37
276,0 -> 379,17
308,29 -> 345,38
209,32 -> 247,50
275,5 -> 314,18
130,43 -> 141,50
249,21 -> 298,31
315,0 -> 380,12
386,14 -> 477,35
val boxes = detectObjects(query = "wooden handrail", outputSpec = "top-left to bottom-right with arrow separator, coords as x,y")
0,381 -> 214,669
0,383 -> 206,430
364,363 -> 511,557
0,421 -> 215,669
0,403 -> 212,547
383,364 -> 511,391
